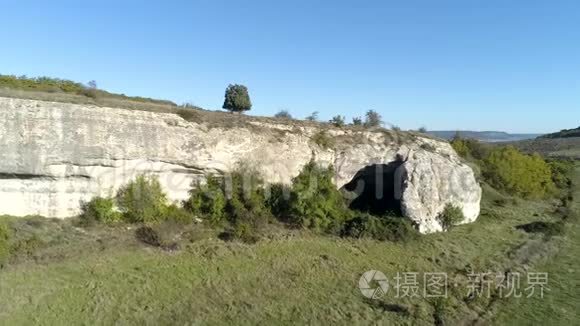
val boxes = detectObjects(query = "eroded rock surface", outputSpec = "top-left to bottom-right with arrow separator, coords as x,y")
0,97 -> 481,233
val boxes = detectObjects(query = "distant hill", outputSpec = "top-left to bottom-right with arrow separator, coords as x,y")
538,126 -> 580,139
503,137 -> 580,160
428,130 -> 542,142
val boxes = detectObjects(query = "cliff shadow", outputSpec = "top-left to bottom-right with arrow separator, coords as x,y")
342,160 -> 404,216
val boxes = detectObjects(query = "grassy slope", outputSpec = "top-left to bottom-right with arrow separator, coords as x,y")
493,164 -> 580,324
0,169 -> 578,325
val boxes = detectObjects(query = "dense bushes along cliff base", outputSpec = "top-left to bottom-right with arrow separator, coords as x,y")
73,136 -> 573,248
77,160 -> 420,245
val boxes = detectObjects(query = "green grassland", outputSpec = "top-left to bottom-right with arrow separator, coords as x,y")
0,164 -> 578,325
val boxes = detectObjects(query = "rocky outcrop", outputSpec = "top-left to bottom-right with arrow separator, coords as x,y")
0,97 -> 481,233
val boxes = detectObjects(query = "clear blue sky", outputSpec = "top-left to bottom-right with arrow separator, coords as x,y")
1,0 -> 579,133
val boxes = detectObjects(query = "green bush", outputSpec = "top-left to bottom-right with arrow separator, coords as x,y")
450,136 -> 490,160
116,175 -> 169,223
483,147 -> 555,198
305,111 -> 319,121
135,221 -> 183,249
311,130 -> 335,149
289,161 -> 350,233
364,110 -> 382,127
164,204 -> 193,224
135,225 -> 162,247
224,165 -> 271,233
186,164 -> 271,240
548,159 -> 574,190
186,175 -> 227,225
438,204 -> 465,231
450,137 -> 470,158
176,108 -> 200,122
9,235 -> 42,259
266,183 -> 292,220
329,115 -> 346,127
352,117 -> 363,126
341,214 -> 417,242
79,196 -> 121,225
274,110 -> 293,120
516,221 -> 565,237
0,221 -> 11,267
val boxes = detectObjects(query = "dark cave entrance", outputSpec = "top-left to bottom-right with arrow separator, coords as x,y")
342,160 -> 404,216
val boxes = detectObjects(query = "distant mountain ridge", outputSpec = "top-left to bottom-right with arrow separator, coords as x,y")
428,130 -> 542,142
538,126 -> 580,139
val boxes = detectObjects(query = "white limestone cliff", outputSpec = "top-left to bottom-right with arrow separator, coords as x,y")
0,97 -> 481,233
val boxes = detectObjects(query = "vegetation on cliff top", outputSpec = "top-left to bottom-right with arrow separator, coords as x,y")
0,74 -> 178,106
538,125 -> 580,139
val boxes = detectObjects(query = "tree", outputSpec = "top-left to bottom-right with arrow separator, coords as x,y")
330,115 -> 346,127
352,117 -> 363,126
418,126 -> 427,133
83,80 -> 98,99
364,110 -> 382,128
305,111 -> 319,121
274,110 -> 292,119
222,84 -> 252,113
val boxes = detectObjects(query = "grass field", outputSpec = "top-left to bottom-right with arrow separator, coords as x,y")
0,166 -> 578,325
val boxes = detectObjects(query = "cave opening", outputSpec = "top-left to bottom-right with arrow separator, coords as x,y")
342,160 -> 404,216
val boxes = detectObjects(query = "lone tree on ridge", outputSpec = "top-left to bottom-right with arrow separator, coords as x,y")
222,84 -> 252,113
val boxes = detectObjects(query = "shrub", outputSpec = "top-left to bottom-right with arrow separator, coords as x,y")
483,147 -> 555,198
9,235 -> 42,259
176,108 -> 200,122
418,126 -> 428,133
116,175 -> 169,223
164,204 -> 193,224
266,183 -> 292,220
135,225 -> 162,247
438,204 -> 465,231
274,110 -> 292,120
352,117 -> 363,126
0,221 -> 11,267
224,164 -> 271,233
289,161 -> 349,233
136,221 -> 183,249
305,111 -> 319,121
222,84 -> 252,113
450,137 -> 470,158
329,115 -> 346,127
493,198 -> 509,207
364,110 -> 382,127
420,143 -> 437,152
79,196 -> 121,226
341,214 -> 417,242
185,175 -> 227,225
516,221 -> 565,237
548,159 -> 574,190
311,130 -> 335,149
450,135 -> 490,160
186,164 -> 271,240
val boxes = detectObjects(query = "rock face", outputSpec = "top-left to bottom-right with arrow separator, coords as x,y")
0,97 -> 481,233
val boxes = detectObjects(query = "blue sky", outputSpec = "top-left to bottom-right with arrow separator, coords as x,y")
1,0 -> 579,133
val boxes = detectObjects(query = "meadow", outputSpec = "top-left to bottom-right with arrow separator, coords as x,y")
0,164 -> 577,325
